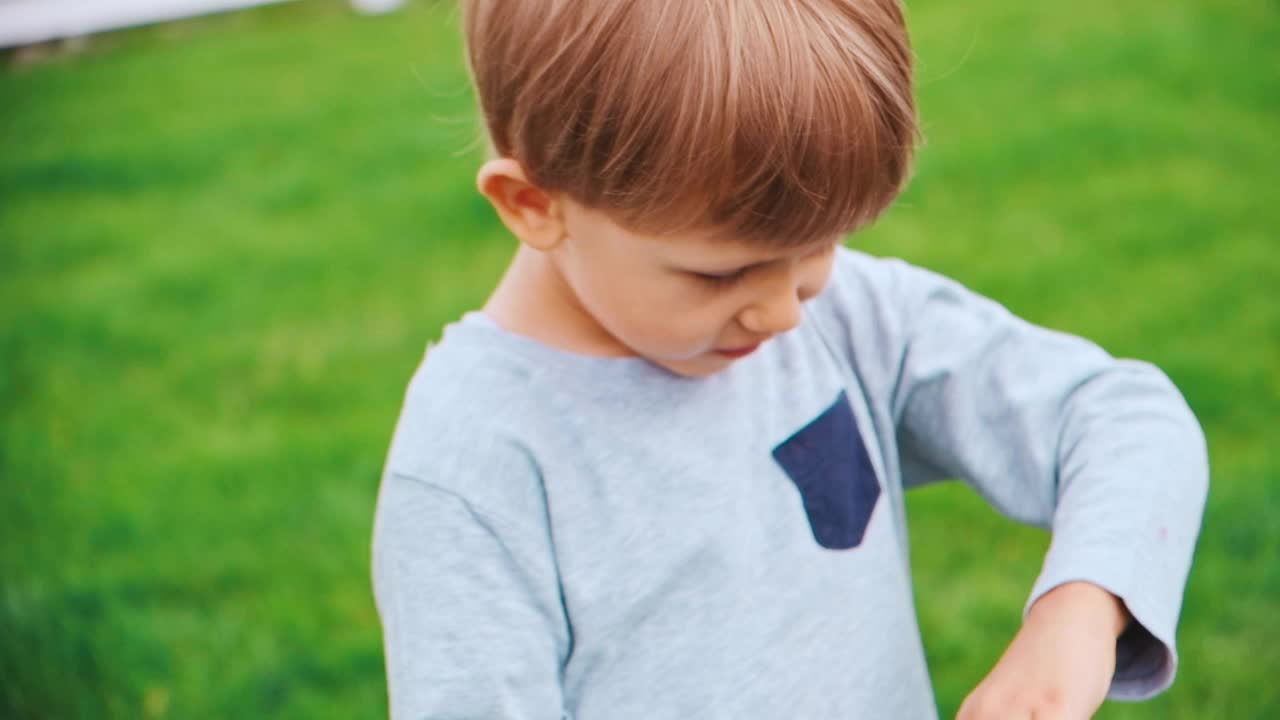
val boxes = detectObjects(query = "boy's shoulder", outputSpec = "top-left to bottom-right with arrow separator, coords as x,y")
401,318 -> 537,420
382,317 -> 550,496
817,246 -> 1003,344
822,246 -> 943,316
807,246 -> 928,357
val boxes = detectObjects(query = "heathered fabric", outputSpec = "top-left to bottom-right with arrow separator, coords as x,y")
372,248 -> 1208,719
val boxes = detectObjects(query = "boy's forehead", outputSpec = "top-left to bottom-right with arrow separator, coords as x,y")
578,202 -> 840,265
651,228 -> 839,266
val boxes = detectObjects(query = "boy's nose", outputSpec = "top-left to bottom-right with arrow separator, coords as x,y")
740,286 -> 803,336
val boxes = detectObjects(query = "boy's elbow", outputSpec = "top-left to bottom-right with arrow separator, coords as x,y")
1120,359 -> 1210,498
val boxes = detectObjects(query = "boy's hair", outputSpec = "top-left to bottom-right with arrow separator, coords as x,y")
463,0 -> 917,246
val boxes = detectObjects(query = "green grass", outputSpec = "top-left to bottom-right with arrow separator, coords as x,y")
2,0 -> 1276,717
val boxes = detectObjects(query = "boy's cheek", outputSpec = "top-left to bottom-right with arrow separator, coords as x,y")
619,305 -> 725,353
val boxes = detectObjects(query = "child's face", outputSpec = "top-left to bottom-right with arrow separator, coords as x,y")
555,203 -> 840,377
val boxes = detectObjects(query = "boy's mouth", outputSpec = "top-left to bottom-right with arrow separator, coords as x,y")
715,343 -> 762,359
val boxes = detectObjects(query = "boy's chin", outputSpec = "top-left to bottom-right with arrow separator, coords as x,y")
648,352 -> 737,378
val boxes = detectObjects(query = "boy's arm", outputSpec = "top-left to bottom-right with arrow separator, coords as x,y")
372,468 -> 570,719
888,260 -> 1207,701
812,250 -> 1208,705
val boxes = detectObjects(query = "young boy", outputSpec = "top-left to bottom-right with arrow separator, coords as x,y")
372,1 -> 1208,718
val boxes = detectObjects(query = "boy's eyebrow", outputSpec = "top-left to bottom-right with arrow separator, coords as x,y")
681,240 -> 839,273
666,254 -> 773,276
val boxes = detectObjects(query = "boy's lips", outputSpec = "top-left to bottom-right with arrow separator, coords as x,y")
715,342 -> 762,359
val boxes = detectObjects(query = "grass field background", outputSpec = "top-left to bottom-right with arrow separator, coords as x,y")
2,1 -> 1276,717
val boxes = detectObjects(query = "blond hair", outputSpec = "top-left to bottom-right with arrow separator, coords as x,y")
463,0 -> 917,246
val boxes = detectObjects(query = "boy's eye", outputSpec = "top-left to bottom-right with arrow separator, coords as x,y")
692,269 -> 749,287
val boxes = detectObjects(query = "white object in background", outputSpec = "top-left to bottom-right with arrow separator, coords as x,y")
350,0 -> 405,15
0,0 -> 295,49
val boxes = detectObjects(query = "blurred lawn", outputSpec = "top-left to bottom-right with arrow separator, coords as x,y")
1,0 -> 1276,718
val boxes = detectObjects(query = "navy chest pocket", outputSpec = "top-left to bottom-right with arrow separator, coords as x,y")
772,391 -> 881,550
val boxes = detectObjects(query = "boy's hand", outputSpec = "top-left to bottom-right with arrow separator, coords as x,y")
956,581 -> 1131,720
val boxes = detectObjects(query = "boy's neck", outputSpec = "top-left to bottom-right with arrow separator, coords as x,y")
484,245 -> 633,358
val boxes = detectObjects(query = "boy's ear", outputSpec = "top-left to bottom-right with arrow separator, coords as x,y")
476,159 -> 566,251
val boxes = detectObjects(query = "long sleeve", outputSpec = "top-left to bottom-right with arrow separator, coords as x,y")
812,249 -> 1209,700
372,468 -> 570,719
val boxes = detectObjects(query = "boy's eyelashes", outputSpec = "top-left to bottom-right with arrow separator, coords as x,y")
690,268 -> 750,287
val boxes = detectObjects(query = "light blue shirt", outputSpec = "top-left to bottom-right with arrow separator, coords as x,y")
372,248 -> 1208,719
